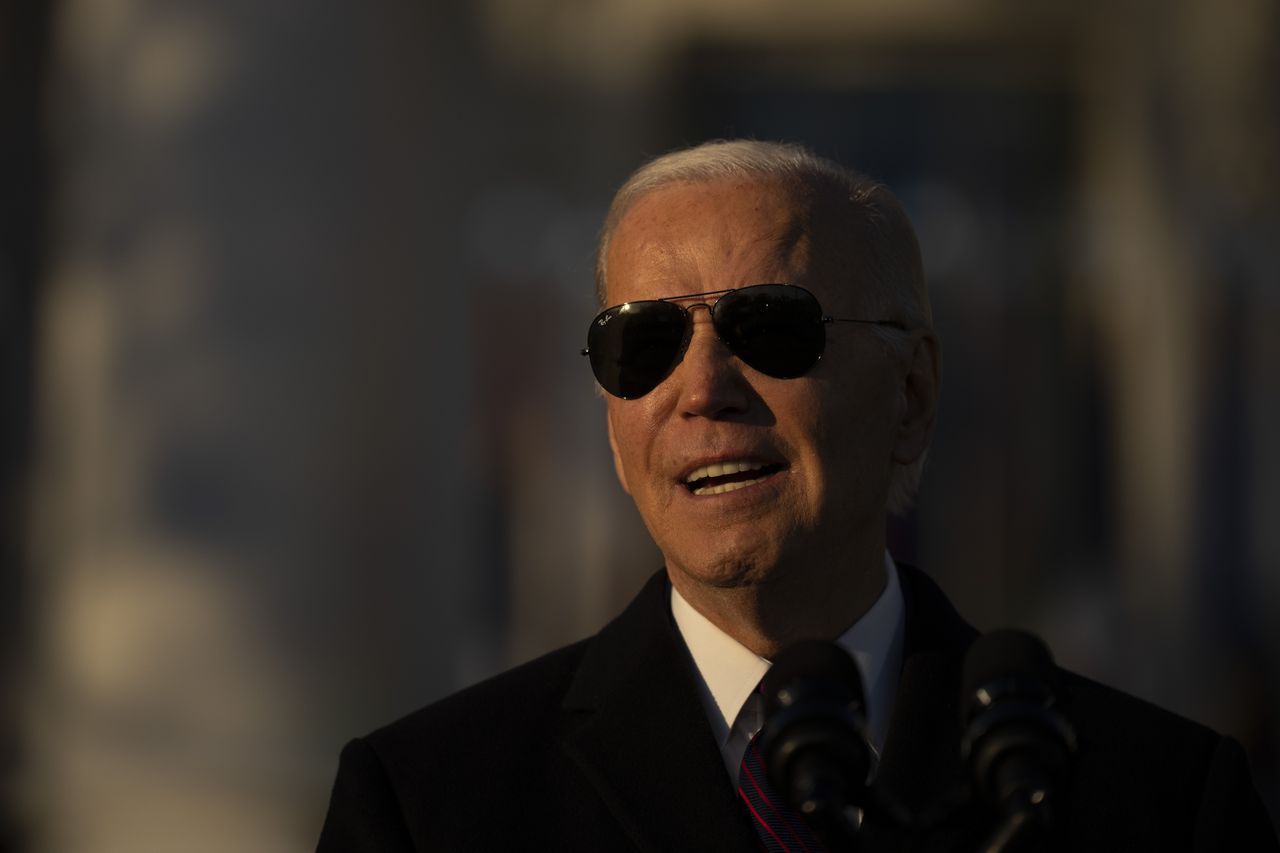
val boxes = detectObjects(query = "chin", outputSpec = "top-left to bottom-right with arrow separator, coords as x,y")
669,547 -> 781,591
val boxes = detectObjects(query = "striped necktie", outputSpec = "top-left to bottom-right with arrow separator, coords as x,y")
737,727 -> 827,852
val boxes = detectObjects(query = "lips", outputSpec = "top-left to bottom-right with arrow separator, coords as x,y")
683,459 -> 785,496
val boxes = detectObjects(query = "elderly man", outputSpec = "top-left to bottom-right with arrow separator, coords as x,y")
318,141 -> 1276,852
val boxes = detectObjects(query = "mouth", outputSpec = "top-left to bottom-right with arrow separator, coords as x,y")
682,459 -> 786,496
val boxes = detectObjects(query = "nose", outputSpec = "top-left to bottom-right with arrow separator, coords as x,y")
673,310 -> 751,419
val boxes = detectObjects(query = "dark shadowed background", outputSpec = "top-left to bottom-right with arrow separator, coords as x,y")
2,1 -> 1278,850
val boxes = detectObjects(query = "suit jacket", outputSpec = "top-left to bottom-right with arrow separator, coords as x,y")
317,566 -> 1278,852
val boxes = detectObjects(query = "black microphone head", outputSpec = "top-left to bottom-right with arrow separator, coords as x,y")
758,640 -> 872,831
960,629 -> 1077,819
961,629 -> 1059,723
762,639 -> 867,719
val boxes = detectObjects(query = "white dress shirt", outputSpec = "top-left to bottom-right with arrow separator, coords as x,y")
671,552 -> 906,780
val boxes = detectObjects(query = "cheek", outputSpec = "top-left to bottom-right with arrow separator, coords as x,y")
803,376 -> 899,480
608,402 -> 665,481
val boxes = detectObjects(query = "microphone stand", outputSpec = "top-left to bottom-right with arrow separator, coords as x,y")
973,771 -> 1055,853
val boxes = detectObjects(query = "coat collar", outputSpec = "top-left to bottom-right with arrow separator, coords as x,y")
558,564 -> 980,852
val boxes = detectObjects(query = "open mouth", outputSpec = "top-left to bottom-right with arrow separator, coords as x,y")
683,460 -> 785,496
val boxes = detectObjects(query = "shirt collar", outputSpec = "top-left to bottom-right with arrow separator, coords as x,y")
671,551 -> 905,753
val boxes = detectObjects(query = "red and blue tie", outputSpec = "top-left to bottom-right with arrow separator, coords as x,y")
737,728 -> 827,852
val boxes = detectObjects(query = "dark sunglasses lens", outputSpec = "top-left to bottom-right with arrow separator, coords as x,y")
587,302 -> 689,398
715,286 -> 825,378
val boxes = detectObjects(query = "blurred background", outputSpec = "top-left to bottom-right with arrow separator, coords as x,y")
2,0 -> 1278,849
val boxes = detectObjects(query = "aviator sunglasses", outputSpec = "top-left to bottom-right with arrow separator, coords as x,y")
582,283 -> 905,399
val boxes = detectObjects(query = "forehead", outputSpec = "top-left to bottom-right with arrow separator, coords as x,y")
604,178 -> 849,305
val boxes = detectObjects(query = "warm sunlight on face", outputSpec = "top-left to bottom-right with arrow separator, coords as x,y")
602,178 -> 910,594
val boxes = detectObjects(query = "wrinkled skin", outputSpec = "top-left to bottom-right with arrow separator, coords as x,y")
601,177 -> 939,652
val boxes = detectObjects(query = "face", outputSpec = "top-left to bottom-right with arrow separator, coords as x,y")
602,178 -> 931,594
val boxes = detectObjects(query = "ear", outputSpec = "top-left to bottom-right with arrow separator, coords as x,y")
606,409 -> 632,494
892,330 -> 941,465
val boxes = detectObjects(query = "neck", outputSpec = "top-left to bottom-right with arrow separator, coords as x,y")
667,541 -> 889,659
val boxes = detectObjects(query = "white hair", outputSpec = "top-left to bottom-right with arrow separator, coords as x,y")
595,139 -> 934,515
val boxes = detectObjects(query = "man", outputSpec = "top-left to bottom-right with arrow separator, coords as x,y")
317,140 -> 1277,851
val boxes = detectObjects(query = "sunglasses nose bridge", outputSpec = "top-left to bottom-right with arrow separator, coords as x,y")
676,304 -> 742,379
668,311 -> 752,416
681,301 -> 729,350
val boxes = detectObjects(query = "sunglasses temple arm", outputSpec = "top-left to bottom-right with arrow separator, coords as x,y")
824,317 -> 909,331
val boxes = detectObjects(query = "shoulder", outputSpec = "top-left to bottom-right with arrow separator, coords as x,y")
318,638 -> 604,853
356,569 -> 673,773
1058,667 -> 1223,797
1056,670 -> 1276,849
363,637 -> 592,769
1061,667 -> 1217,755
317,572 -> 684,851
356,566 -> 674,775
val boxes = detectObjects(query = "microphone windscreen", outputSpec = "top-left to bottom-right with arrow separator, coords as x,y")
961,630 -> 1059,721
762,639 -> 866,718
960,629 -> 1077,821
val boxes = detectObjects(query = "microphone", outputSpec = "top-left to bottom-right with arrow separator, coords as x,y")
960,630 -> 1077,853
758,640 -> 873,845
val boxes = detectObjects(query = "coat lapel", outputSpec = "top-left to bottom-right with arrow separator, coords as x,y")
873,564 -> 982,850
558,571 -> 761,853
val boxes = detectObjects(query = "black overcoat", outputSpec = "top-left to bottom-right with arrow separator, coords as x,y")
317,566 -> 1277,852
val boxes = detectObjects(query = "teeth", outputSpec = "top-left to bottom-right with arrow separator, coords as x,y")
691,476 -> 768,497
683,460 -> 777,496
684,460 -> 765,484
